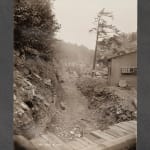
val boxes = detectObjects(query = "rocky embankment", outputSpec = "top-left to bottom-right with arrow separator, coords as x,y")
14,50 -> 64,139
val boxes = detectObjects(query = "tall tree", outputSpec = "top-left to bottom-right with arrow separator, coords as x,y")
90,8 -> 119,76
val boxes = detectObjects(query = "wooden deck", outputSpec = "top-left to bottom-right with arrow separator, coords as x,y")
31,120 -> 137,150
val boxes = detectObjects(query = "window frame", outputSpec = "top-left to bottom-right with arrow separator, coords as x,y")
120,67 -> 137,75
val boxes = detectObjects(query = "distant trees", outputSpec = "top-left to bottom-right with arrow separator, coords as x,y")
14,0 -> 60,61
99,32 -> 137,54
54,41 -> 93,65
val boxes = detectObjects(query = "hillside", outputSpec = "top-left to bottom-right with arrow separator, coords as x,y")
54,41 -> 94,77
54,41 -> 93,64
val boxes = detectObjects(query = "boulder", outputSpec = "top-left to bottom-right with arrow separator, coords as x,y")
118,80 -> 128,88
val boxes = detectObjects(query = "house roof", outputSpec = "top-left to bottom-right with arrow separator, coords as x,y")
107,51 -> 137,61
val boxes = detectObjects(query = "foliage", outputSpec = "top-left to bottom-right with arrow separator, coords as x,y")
90,8 -> 120,71
89,8 -> 119,41
14,0 -> 60,60
76,76 -> 106,99
96,32 -> 137,64
54,41 -> 93,65
90,9 -> 137,65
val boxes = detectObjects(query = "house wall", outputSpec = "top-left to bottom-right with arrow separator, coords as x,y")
108,52 -> 137,87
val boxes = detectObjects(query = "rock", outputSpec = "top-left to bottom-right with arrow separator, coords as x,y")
14,84 -> 17,88
23,68 -> 30,75
34,94 -> 44,101
32,89 -> 35,96
121,114 -> 127,120
60,101 -> 66,110
14,94 -> 17,101
24,79 -> 33,87
70,131 -> 75,135
132,98 -> 137,109
32,73 -> 42,80
118,80 -> 128,88
44,101 -> 50,107
44,79 -> 52,86
20,102 -> 30,111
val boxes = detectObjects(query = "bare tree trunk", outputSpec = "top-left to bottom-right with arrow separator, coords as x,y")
92,18 -> 100,77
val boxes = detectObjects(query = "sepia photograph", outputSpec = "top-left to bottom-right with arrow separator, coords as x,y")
13,0 -> 137,149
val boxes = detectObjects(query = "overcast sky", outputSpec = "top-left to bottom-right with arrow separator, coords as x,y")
54,0 -> 137,49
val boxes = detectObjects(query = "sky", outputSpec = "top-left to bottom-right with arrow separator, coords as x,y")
53,0 -> 137,49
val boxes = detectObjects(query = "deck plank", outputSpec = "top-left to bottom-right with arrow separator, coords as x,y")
30,121 -> 137,150
104,129 -> 121,138
68,141 -> 84,149
82,137 -> 98,145
91,130 -> 116,140
115,124 -> 135,133
109,126 -> 128,136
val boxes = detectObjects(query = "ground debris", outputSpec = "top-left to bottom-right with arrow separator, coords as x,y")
76,76 -> 137,130
89,86 -> 137,129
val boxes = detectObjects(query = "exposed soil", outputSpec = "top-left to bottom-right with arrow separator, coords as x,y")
48,73 -> 99,142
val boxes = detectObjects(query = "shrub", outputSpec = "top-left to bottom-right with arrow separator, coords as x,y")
14,0 -> 60,60
76,76 -> 106,99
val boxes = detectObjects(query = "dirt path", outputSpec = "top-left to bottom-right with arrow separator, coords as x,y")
49,74 -> 99,142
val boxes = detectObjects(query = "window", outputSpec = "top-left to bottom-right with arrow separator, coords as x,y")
121,67 -> 137,75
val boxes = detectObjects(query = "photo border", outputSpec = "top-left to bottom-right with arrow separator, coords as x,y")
1,0 -> 150,149
137,0 -> 150,149
0,0 -> 13,149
